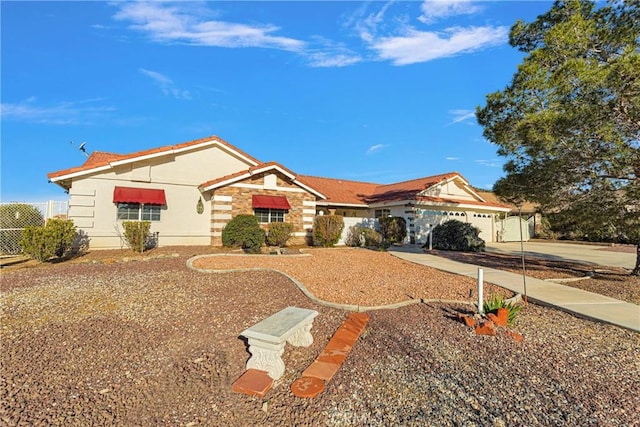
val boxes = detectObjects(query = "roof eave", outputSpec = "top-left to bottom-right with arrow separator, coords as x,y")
200,164 -> 327,199
315,201 -> 369,208
48,164 -> 112,183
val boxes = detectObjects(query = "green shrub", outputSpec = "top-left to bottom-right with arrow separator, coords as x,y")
344,225 -> 364,247
122,221 -> 151,253
47,218 -> 77,257
362,227 -> 383,247
0,204 -> 45,255
267,222 -> 293,247
222,215 -> 265,253
378,216 -> 407,244
426,220 -> 485,252
483,294 -> 522,325
19,218 -> 77,262
313,215 -> 344,247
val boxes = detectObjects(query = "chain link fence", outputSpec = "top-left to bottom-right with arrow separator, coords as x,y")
0,201 -> 69,255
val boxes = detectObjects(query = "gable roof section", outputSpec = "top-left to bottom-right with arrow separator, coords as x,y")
474,189 -> 537,212
302,172 -> 509,210
47,135 -> 261,187
200,162 -> 327,199
367,172 -> 462,204
296,175 -> 379,207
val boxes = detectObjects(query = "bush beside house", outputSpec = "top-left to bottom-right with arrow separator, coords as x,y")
222,215 -> 265,253
266,222 -> 293,247
19,218 -> 77,262
378,216 -> 407,245
427,220 -> 486,252
313,215 -> 344,247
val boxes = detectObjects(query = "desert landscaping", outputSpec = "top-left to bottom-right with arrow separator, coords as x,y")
1,246 -> 639,426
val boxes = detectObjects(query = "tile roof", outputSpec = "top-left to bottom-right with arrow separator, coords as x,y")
200,161 -> 295,190
367,172 -> 460,204
47,135 -> 260,180
200,162 -> 327,199
296,175 -> 379,206
300,172 -> 510,210
46,133 -> 512,212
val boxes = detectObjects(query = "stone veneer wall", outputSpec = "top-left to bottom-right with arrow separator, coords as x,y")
209,172 -> 316,246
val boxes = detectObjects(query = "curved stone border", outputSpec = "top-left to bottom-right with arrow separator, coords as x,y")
187,254 -> 474,312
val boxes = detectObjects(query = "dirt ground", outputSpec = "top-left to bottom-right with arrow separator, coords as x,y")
1,245 -> 638,426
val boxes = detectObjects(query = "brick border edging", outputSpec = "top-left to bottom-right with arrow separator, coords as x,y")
186,254 -> 474,312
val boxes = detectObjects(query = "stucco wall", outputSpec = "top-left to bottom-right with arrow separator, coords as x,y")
421,179 -> 477,201
66,145 -> 252,249
412,208 -> 499,244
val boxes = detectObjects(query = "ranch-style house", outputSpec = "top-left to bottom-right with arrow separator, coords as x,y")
47,135 -> 515,249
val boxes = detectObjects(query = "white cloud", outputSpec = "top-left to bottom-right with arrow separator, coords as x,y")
448,109 -> 476,125
139,68 -> 191,99
371,25 -> 508,66
351,1 -> 396,43
419,0 -> 482,24
445,156 -> 461,161
307,52 -> 362,68
475,159 -> 502,168
113,2 -> 304,52
113,1 -> 506,68
348,1 -> 507,66
305,37 -> 362,67
366,144 -> 388,155
0,98 -> 115,125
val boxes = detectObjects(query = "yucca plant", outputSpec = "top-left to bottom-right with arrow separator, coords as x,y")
483,294 -> 522,325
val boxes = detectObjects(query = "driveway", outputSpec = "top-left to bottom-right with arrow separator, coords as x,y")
485,241 -> 635,270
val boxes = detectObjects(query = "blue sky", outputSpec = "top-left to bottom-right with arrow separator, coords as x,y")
1,1 -> 553,202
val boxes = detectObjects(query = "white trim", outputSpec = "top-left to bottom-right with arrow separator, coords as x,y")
315,201 -> 369,208
202,173 -> 252,191
69,188 -> 95,196
419,201 -> 510,212
368,199 -> 414,208
212,231 -> 222,237
50,138 -> 259,184
212,195 -> 232,202
302,209 -> 316,215
201,163 -> 326,199
49,165 -> 111,182
303,217 -> 314,222
213,204 -> 232,211
212,213 -> 232,220
70,199 -> 95,207
212,222 -> 227,229
302,200 -> 316,206
229,183 -> 308,193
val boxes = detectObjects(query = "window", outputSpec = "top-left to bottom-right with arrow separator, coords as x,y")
374,208 -> 390,219
117,203 -> 161,221
254,208 -> 285,223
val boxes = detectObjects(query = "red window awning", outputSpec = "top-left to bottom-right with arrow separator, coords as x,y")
252,195 -> 291,210
113,186 -> 166,205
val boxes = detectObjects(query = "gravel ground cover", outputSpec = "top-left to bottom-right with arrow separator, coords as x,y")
1,246 -> 638,426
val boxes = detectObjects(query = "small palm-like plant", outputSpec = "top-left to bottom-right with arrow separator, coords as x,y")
483,294 -> 522,325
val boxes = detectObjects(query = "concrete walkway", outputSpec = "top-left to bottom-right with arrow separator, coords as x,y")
389,246 -> 640,333
485,241 -> 635,270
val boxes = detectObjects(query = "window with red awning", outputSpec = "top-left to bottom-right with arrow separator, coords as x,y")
252,195 -> 291,210
113,186 -> 166,205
